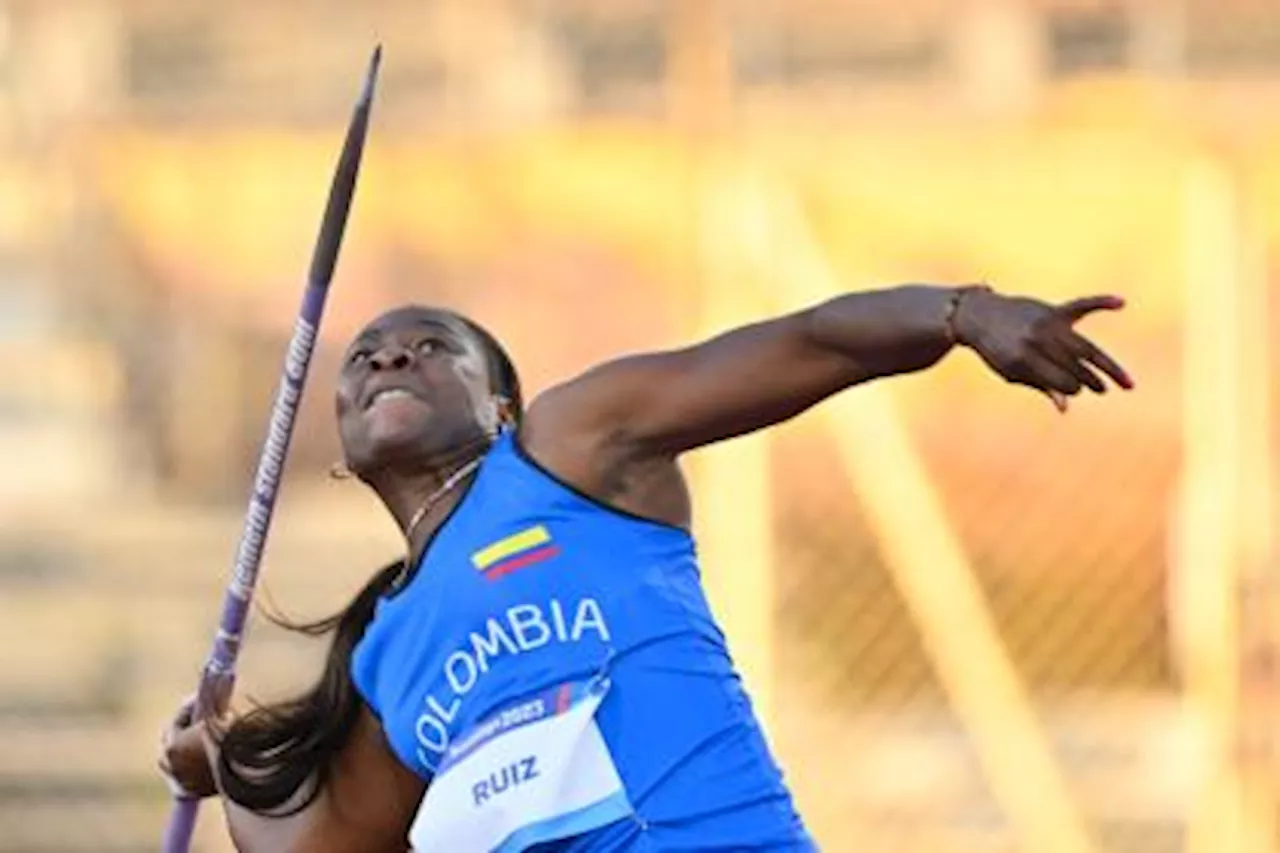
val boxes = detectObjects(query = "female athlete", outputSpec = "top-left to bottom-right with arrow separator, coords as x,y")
159,283 -> 1132,852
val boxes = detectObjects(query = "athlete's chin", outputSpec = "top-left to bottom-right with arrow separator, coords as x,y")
347,419 -> 434,469
361,402 -> 434,446
359,425 -> 439,467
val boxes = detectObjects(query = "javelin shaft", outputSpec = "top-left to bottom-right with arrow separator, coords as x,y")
161,46 -> 381,853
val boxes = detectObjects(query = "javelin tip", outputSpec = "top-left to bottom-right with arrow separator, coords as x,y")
360,45 -> 383,106
307,45 -> 381,293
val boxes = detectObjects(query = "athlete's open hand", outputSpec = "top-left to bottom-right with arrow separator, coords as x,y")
951,288 -> 1134,412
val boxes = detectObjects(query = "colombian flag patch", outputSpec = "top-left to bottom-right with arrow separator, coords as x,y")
471,525 -> 560,581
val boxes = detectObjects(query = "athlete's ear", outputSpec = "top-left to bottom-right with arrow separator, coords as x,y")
483,394 -> 515,436
492,395 -> 516,430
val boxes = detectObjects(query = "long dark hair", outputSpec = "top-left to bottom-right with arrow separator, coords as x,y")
214,561 -> 401,814
214,313 -> 522,815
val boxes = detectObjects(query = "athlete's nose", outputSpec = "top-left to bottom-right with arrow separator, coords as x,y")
369,345 -> 413,372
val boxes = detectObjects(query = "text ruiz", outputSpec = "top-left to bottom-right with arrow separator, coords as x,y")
414,597 -> 610,767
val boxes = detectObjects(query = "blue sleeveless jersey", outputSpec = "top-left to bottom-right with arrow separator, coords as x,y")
351,432 -> 814,851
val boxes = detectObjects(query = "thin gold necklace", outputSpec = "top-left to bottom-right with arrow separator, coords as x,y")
396,456 -> 482,587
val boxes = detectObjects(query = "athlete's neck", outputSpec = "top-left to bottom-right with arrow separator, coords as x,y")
365,435 -> 492,544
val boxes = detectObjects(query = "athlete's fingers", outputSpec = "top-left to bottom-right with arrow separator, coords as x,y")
1066,331 -> 1133,389
1023,350 -> 1082,396
1045,389 -> 1069,413
1058,294 -> 1125,322
1034,335 -> 1106,393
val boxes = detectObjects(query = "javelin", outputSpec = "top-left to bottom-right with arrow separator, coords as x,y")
160,45 -> 381,853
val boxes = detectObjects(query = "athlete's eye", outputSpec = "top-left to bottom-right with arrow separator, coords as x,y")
348,348 -> 371,367
418,337 -> 452,356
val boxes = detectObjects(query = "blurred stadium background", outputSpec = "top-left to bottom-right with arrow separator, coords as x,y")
0,0 -> 1276,851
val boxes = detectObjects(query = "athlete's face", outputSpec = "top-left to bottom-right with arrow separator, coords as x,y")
336,306 -> 499,476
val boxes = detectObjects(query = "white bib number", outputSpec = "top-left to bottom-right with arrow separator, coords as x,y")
409,679 -> 632,853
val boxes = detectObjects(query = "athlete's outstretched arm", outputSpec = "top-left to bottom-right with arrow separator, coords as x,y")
528,284 -> 1132,460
